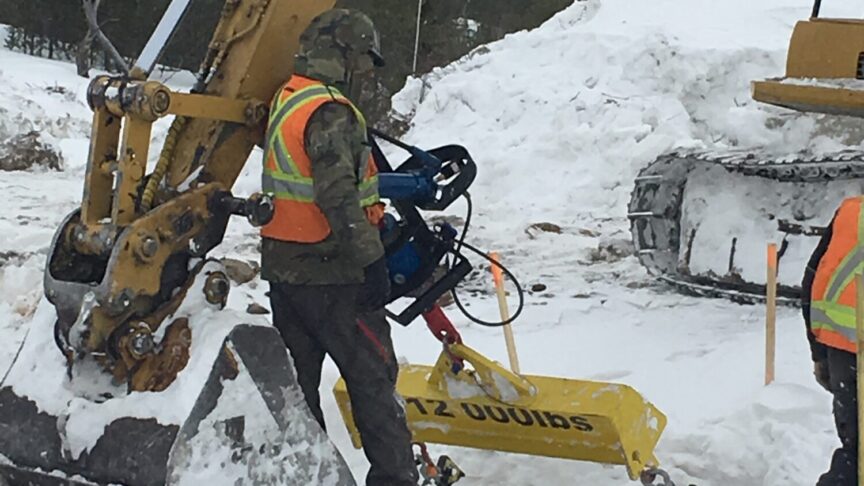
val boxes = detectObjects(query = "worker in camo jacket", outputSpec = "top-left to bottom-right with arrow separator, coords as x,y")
259,9 -> 418,486
802,195 -> 862,486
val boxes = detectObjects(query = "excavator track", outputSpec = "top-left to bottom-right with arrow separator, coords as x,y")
629,150 -> 864,305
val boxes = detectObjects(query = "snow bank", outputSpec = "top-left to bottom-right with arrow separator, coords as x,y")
395,0 -> 862,234
0,51 -> 90,147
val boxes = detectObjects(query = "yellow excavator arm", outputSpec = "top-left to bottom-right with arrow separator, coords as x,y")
46,0 -> 335,390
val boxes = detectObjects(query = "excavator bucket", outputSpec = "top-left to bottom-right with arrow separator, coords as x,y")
334,344 -> 666,480
0,264 -> 356,486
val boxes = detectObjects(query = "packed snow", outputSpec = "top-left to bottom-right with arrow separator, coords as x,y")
681,167 -> 864,287
2,0 -> 864,484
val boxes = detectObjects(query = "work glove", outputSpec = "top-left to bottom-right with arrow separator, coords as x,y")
357,257 -> 391,312
814,360 -> 831,392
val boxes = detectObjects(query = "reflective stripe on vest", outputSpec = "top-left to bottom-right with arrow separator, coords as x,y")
810,196 -> 864,352
260,76 -> 380,243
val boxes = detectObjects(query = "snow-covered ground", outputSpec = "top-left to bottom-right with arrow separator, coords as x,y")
2,0 -> 864,484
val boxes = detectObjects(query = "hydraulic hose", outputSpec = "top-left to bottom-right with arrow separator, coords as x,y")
141,116 -> 187,212
450,193 -> 525,327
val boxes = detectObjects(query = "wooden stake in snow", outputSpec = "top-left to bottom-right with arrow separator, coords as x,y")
490,252 -> 520,374
765,243 -> 777,386
856,273 -> 864,486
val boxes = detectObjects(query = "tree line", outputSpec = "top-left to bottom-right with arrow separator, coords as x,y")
0,0 -> 573,124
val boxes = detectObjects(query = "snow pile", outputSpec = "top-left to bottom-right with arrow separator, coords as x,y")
0,64 -> 89,151
394,0 -> 862,231
5,262 -> 259,454
682,168 -> 864,286
665,384 -> 831,483
3,261 -> 352,485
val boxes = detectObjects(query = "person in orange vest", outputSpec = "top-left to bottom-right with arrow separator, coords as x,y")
803,196 -> 861,486
260,9 -> 418,486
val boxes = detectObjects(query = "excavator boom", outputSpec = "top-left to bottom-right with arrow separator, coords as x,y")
49,0 -> 335,392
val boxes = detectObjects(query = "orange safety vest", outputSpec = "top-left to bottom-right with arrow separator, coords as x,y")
810,195 -> 864,353
261,75 -> 380,243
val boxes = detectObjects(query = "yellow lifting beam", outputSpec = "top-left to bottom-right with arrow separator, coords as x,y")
334,343 -> 667,480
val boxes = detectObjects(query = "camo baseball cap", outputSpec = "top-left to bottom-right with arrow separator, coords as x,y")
297,9 -> 385,82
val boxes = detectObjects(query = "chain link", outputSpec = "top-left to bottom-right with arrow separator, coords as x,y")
640,467 -> 676,486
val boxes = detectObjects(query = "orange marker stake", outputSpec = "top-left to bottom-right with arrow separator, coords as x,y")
765,243 -> 778,386
490,252 -> 520,374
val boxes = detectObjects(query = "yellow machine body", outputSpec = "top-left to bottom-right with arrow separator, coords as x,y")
752,19 -> 864,117
334,344 -> 666,480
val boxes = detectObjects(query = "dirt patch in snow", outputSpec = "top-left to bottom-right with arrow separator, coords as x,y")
0,131 -> 62,171
587,238 -> 635,264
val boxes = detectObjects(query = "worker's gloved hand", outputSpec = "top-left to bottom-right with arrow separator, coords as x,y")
357,257 -> 391,312
814,360 -> 831,392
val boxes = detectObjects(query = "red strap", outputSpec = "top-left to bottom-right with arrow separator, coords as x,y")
422,305 -> 462,345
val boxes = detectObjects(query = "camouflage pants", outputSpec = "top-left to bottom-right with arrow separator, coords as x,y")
269,282 -> 418,486
817,347 -> 857,486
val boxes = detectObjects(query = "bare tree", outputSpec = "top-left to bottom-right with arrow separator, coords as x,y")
75,0 -> 102,78
76,0 -> 129,77
75,0 -> 101,77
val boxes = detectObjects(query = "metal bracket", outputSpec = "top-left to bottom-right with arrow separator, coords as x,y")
429,344 -> 536,405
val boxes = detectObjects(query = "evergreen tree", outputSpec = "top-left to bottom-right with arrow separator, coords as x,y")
0,0 -> 574,127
